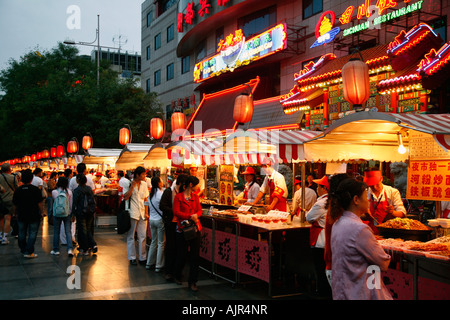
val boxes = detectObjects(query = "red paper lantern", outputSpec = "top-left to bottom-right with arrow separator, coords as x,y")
31,154 -> 37,162
50,147 -> 57,158
9,159 -> 15,165
119,127 -> 131,146
15,158 -> 21,164
67,140 -> 78,154
342,58 -> 370,107
233,93 -> 254,124
171,112 -> 186,131
82,134 -> 93,150
56,144 -> 64,157
42,149 -> 49,159
150,118 -> 164,140
36,152 -> 41,160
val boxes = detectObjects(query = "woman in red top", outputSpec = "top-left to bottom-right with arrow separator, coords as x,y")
173,176 -> 202,292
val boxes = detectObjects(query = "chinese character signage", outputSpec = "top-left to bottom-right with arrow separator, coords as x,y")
407,160 -> 450,201
193,23 -> 287,83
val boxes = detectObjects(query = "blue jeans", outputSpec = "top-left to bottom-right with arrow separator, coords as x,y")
53,216 -> 72,251
18,220 -> 40,255
147,219 -> 165,269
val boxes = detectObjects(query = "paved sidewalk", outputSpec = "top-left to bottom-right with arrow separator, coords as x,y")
0,217 -> 313,301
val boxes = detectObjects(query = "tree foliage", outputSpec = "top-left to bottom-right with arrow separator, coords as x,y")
0,43 -> 162,161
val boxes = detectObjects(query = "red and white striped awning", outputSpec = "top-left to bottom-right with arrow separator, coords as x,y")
166,130 -> 321,165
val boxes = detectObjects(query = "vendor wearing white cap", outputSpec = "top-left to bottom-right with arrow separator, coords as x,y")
364,169 -> 406,234
240,167 -> 260,204
249,159 -> 288,212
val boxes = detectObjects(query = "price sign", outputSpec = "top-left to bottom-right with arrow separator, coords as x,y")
406,160 -> 450,201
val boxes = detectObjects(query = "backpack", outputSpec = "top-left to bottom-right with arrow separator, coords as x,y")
53,190 -> 70,218
82,191 -> 97,215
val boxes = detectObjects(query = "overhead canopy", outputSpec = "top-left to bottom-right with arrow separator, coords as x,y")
115,143 -> 152,171
83,148 -> 121,166
143,143 -> 171,168
304,110 -> 450,162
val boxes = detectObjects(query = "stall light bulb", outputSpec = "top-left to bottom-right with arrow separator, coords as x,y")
398,144 -> 406,154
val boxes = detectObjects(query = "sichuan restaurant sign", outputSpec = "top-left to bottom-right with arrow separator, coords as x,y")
407,160 -> 450,201
193,23 -> 287,83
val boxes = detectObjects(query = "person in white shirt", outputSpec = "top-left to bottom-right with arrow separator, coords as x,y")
117,171 -> 131,202
69,164 -> 95,192
364,169 -> 406,234
31,168 -> 44,190
306,175 -> 331,297
123,166 -> 149,265
249,159 -> 288,212
292,179 -> 317,217
441,201 -> 450,219
146,176 -> 165,272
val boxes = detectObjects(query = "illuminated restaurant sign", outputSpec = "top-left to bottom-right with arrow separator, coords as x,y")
311,0 -> 425,43
407,160 -> 450,201
193,23 -> 287,83
342,0 -> 424,36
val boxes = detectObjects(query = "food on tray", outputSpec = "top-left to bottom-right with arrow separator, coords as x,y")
201,199 -> 219,205
407,242 -> 448,252
212,209 -> 240,219
377,218 -> 430,230
427,235 -> 450,244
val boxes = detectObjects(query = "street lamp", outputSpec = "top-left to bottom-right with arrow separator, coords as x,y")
64,15 -> 117,86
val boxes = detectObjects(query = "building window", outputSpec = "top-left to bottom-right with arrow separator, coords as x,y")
167,63 -> 174,80
237,6 -> 276,38
303,0 -> 323,19
181,56 -> 190,74
147,11 -> 153,27
155,33 -> 161,50
216,27 -> 224,49
146,78 -> 151,93
146,45 -> 151,60
154,69 -> 161,86
167,24 -> 174,42
196,40 -> 206,62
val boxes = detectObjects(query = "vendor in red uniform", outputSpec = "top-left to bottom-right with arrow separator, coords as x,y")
363,169 -> 406,234
249,158 -> 288,212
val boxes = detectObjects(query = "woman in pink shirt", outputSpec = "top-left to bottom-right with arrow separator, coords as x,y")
330,178 -> 392,300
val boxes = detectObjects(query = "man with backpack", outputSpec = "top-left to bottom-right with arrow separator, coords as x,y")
50,177 -> 74,256
72,174 -> 97,256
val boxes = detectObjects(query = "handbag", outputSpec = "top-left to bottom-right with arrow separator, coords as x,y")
181,220 -> 198,241
117,196 -> 131,234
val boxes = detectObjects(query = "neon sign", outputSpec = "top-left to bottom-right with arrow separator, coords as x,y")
311,11 -> 341,48
193,23 -> 287,83
342,0 -> 424,36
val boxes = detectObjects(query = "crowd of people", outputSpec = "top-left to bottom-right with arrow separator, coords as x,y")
0,162 -> 98,258
2,158 -> 446,300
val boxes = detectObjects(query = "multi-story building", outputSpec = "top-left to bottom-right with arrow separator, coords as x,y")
91,49 -> 141,84
141,0 -> 450,130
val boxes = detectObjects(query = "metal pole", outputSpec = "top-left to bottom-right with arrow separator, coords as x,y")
97,14 -> 100,87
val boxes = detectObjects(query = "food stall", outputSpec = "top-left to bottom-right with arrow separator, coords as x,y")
174,129 -> 323,297
82,148 -> 122,227
303,110 -> 450,299
143,142 -> 171,186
